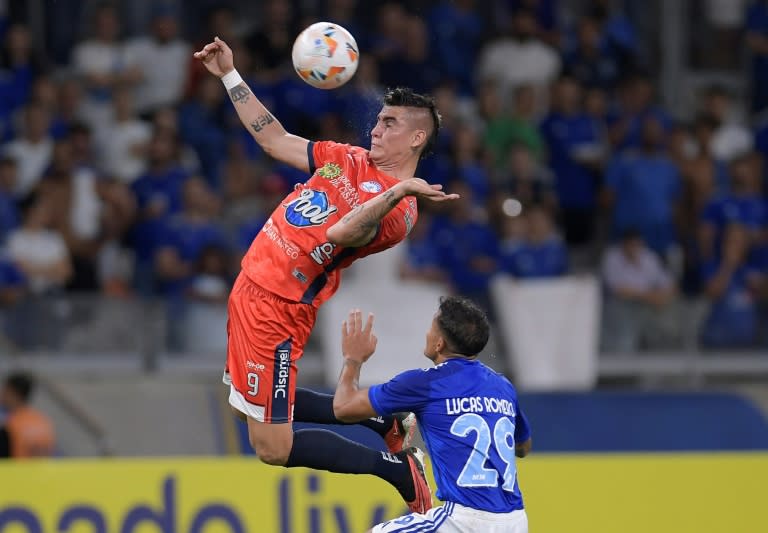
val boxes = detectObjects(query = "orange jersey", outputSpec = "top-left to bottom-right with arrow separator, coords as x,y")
5,406 -> 55,458
241,141 -> 418,306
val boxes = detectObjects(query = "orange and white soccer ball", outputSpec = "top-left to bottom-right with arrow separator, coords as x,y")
291,22 -> 359,89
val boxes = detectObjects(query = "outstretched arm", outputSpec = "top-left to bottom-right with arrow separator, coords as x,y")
194,37 -> 310,172
327,178 -> 459,247
333,309 -> 379,422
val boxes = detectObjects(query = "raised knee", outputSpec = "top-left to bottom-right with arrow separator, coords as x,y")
254,444 -> 290,466
249,435 -> 290,465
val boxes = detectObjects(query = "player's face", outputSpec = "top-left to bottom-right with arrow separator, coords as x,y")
369,106 -> 422,161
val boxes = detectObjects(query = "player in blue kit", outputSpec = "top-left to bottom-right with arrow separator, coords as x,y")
333,296 -> 532,533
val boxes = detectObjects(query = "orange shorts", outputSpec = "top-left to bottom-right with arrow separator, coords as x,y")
224,272 -> 317,423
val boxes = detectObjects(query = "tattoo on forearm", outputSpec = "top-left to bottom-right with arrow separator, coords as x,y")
383,189 -> 398,208
341,205 -> 365,225
342,206 -> 377,236
228,84 -> 250,104
251,113 -> 275,133
340,190 -> 400,239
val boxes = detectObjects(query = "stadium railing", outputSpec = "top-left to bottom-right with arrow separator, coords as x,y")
1,290 -> 767,387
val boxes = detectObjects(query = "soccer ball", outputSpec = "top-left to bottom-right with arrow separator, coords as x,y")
291,22 -> 359,90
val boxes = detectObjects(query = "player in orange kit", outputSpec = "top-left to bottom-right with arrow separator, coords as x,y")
194,37 -> 458,513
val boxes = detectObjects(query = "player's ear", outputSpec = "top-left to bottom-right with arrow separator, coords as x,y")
410,129 -> 426,151
434,335 -> 446,354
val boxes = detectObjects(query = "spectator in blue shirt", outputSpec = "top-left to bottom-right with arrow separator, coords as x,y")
452,126 -> 491,208
244,0 -> 298,80
369,2 -> 409,90
154,177 -> 226,298
504,0 -> 560,46
540,75 -> 604,245
178,75 -> 228,189
746,1 -> 768,112
0,25 -> 36,142
608,74 -> 671,151
219,158 -> 274,254
700,152 -> 766,263
497,144 -> 558,214
701,224 -> 762,348
154,177 -> 227,350
427,0 -> 485,95
129,130 -> 189,294
563,15 -> 621,89
500,205 -> 568,278
385,16 -> 441,95
432,184 -> 499,313
399,211 -> 446,285
589,0 -> 640,64
604,115 -> 681,257
585,85 -> 611,129
272,73 -> 334,136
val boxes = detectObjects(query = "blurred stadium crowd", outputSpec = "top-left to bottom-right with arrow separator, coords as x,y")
1,0 -> 768,352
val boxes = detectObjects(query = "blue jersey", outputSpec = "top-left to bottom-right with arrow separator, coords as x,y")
369,358 -> 530,513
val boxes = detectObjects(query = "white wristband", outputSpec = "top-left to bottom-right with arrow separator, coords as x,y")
221,69 -> 243,90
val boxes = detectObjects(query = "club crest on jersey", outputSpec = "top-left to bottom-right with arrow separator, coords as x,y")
360,180 -> 383,193
283,189 -> 338,227
317,162 -> 343,179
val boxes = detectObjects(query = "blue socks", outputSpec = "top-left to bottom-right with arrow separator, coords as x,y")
293,387 -> 395,438
285,428 -> 414,501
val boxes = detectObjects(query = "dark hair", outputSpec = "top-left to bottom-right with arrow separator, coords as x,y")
67,121 -> 92,137
693,112 -> 719,131
4,373 -> 35,403
436,296 -> 490,357
382,87 -> 441,159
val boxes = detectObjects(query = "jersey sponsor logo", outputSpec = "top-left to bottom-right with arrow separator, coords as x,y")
261,218 -> 300,259
274,349 -> 291,399
309,242 -> 336,265
246,360 -> 266,372
359,180 -> 382,193
292,268 -> 308,283
328,174 -> 361,207
283,189 -> 338,227
316,162 -> 343,179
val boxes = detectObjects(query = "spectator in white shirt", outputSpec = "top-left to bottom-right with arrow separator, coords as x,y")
98,86 -> 151,183
6,198 -> 72,294
1,103 -> 53,199
35,138 -> 102,290
72,3 -> 141,129
701,85 -> 753,161
477,7 -> 560,109
601,230 -> 680,352
125,5 -> 191,115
